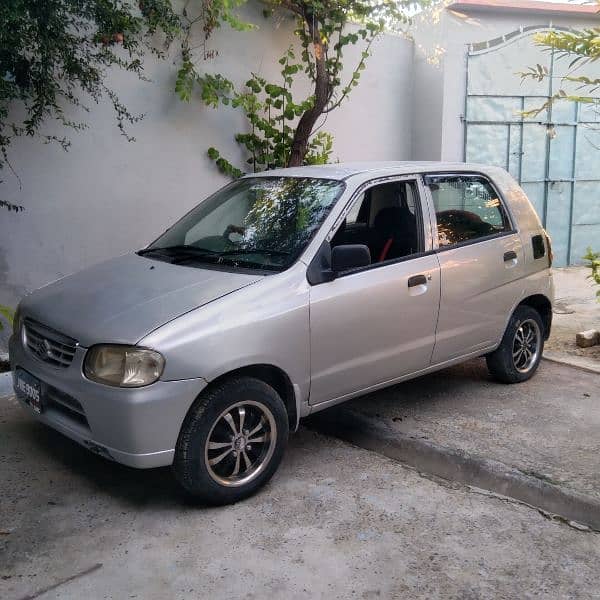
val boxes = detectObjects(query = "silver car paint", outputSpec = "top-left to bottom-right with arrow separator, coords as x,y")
8,339 -> 206,467
431,233 -> 526,363
308,174 -> 441,404
9,162 -> 554,468
140,261 -> 312,398
309,253 -> 442,405
19,252 -> 262,346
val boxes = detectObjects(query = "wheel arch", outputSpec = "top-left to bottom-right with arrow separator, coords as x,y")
202,364 -> 300,431
517,294 -> 552,340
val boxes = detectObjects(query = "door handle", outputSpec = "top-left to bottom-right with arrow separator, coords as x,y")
408,274 -> 427,288
503,251 -> 517,262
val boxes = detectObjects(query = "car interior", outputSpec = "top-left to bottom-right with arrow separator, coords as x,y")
428,177 -> 510,247
330,181 -> 421,263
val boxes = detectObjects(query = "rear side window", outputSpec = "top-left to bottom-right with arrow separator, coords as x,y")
425,175 -> 511,248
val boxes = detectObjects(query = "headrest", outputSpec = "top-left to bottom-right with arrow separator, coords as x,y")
373,207 -> 404,235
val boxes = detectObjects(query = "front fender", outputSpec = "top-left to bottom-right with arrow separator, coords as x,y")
140,263 -> 311,408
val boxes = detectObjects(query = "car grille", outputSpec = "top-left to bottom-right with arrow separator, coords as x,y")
23,319 -> 78,368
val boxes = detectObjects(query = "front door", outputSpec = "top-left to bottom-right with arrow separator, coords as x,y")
308,177 -> 441,406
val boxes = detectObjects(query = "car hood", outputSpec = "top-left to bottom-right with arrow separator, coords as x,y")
20,253 -> 263,347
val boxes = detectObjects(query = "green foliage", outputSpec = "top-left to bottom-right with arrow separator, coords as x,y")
304,132 -> 335,166
174,0 -> 256,105
521,17 -> 600,118
195,46 -> 336,176
584,247 -> 600,303
1,0 -> 426,196
0,305 -> 15,332
175,60 -> 197,103
536,28 -> 600,64
0,199 -> 23,212
0,0 -> 181,207
176,0 -> 427,174
207,147 -> 244,178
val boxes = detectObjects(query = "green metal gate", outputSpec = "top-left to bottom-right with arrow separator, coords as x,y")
464,27 -> 600,266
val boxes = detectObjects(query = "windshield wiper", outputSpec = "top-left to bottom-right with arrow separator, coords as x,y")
217,257 -> 282,271
138,245 -> 218,256
138,245 -> 283,271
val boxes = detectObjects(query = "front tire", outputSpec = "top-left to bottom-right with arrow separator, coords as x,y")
486,305 -> 544,384
173,377 -> 289,505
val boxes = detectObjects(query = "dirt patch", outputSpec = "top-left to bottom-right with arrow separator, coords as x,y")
546,328 -> 600,363
548,267 -> 600,366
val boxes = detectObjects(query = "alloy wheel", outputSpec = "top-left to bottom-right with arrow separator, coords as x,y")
512,318 -> 541,373
204,400 -> 277,487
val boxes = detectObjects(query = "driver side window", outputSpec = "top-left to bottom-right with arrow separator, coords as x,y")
331,180 -> 422,265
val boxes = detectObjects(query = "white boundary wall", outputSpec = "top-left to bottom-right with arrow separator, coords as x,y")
0,3 -> 414,346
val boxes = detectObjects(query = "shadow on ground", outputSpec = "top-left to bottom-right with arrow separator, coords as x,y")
31,422 -> 185,505
310,358 -> 600,503
2,362 -> 493,508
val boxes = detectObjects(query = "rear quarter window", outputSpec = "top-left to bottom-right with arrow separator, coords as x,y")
426,175 -> 512,247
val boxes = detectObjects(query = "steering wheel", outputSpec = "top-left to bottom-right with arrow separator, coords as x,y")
223,224 -> 245,244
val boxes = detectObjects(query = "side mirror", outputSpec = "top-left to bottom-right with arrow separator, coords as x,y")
331,244 -> 371,273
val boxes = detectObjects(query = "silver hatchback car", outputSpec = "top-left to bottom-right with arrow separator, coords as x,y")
10,162 -> 554,504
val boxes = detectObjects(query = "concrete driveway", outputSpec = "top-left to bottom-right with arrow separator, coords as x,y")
340,359 -> 600,502
2,361 -> 600,600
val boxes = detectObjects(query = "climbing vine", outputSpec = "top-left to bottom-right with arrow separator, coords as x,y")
199,46 -> 336,177
0,0 -> 182,209
175,0 -> 426,176
0,1 -> 426,203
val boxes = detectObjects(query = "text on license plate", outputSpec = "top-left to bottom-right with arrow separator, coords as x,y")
17,378 -> 40,402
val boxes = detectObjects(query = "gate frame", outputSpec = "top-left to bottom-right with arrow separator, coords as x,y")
463,25 -> 597,265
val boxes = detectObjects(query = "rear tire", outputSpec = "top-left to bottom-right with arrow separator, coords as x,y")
486,305 -> 544,384
173,377 -> 289,505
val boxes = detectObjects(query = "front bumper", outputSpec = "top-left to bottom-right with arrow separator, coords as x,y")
9,334 -> 207,468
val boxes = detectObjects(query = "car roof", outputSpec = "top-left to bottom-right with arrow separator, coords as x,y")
242,161 -> 505,182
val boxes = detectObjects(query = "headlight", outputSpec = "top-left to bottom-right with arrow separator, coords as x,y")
84,345 -> 165,387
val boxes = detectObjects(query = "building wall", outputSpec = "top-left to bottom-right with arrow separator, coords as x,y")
0,4 -> 414,346
411,42 -> 445,161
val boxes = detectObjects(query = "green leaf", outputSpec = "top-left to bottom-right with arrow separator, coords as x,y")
0,305 -> 15,332
179,0 -> 421,174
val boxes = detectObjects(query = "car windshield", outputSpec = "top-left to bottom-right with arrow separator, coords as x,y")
143,177 -> 345,272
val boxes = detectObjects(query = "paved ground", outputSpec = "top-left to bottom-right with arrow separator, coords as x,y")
1,268 -> 598,599
1,391 -> 600,600
340,359 -> 600,503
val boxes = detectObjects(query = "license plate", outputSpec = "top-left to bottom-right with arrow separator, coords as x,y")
15,369 -> 43,414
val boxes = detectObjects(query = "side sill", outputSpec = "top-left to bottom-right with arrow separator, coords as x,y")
306,346 -> 497,414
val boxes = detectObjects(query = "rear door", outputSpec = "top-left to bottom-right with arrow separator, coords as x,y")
424,173 -> 526,364
308,176 -> 441,406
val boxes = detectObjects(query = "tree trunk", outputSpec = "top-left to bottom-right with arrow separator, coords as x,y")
287,17 -> 329,167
